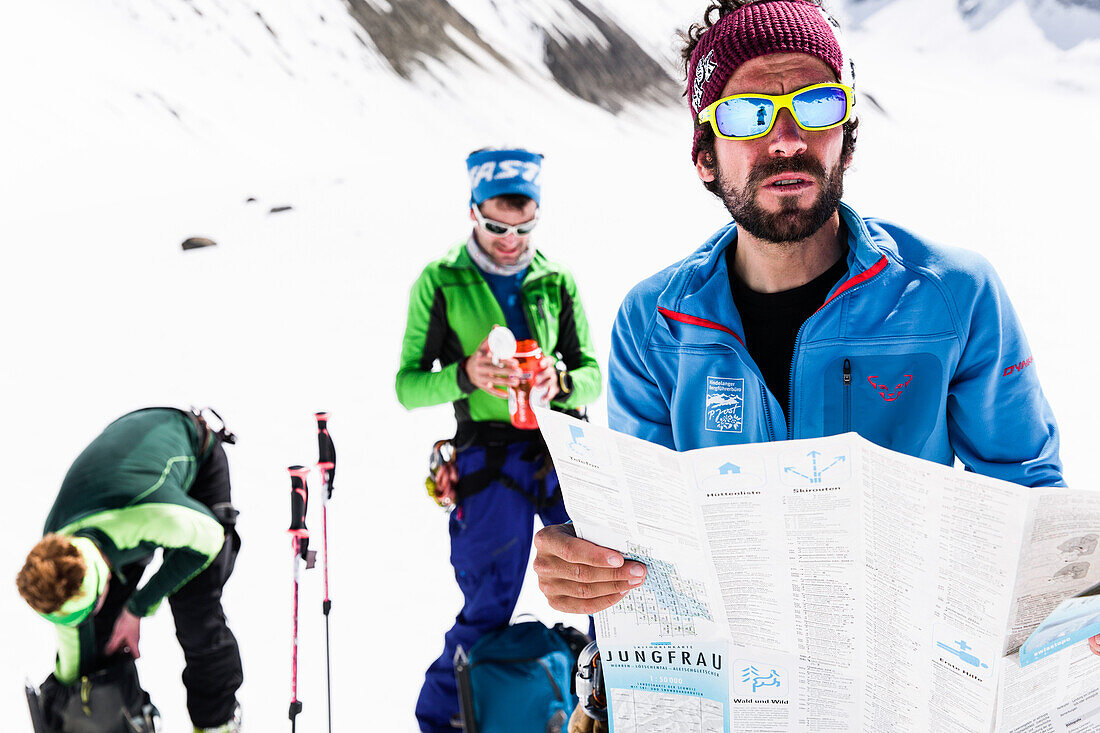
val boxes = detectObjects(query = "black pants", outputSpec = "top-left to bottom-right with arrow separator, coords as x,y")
89,441 -> 243,728
168,439 -> 243,728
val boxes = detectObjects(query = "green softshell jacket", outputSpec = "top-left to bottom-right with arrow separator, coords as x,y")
396,242 -> 602,423
44,408 -> 225,682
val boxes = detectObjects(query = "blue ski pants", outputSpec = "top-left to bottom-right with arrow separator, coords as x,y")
415,439 -> 570,733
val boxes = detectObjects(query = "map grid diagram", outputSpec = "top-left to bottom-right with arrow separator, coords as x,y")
613,542 -> 714,637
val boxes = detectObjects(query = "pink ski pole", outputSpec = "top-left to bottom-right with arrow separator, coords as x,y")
287,465 -> 314,732
315,412 -> 337,733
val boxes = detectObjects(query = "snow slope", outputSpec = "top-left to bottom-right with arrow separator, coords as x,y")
2,0 -> 1099,730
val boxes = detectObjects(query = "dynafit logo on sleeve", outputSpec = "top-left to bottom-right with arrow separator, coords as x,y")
705,376 -> 744,433
692,50 -> 717,114
468,160 -> 542,189
1002,355 -> 1033,377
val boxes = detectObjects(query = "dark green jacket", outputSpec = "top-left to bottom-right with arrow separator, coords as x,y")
396,242 -> 602,424
45,408 -> 225,682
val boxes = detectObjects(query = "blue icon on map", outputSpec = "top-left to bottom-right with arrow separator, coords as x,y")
936,639 -> 988,669
741,666 -> 782,693
567,425 -> 593,458
783,450 -> 845,484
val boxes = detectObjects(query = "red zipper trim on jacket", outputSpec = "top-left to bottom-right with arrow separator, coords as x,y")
658,307 -> 745,347
816,255 -> 888,313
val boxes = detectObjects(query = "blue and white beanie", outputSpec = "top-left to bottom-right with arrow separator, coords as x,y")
466,148 -> 543,206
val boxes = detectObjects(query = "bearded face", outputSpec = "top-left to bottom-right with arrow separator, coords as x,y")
695,54 -> 852,245
717,152 -> 844,244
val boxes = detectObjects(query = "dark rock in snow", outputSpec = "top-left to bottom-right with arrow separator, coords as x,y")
269,205 -> 294,214
182,237 -> 217,250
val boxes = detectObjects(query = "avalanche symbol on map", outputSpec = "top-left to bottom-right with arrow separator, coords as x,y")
780,447 -> 851,486
613,543 -> 713,637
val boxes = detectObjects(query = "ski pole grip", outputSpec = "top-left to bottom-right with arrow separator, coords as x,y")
315,411 -> 336,494
287,465 -> 310,536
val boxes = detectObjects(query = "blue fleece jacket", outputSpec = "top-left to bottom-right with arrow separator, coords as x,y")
608,202 -> 1063,488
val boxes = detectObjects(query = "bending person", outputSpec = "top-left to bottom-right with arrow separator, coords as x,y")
17,407 -> 243,733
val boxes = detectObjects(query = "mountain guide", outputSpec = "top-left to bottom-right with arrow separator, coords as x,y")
396,147 -> 602,732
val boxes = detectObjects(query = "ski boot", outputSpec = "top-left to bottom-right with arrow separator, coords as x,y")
126,702 -> 159,732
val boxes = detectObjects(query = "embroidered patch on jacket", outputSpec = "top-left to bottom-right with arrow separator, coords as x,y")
705,376 -> 744,433
867,373 -> 913,402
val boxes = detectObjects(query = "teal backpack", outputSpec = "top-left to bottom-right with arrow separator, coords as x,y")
454,621 -> 588,733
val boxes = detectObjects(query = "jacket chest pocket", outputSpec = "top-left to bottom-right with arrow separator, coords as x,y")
821,351 -> 946,455
532,297 -> 557,343
521,288 -> 558,346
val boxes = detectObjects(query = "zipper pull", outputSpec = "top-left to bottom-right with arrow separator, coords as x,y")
536,296 -> 548,323
843,359 -> 851,385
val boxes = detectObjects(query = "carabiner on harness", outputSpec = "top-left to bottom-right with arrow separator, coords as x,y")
425,439 -> 456,511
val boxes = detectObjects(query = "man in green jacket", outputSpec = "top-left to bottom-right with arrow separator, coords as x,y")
17,407 -> 243,733
397,147 -> 601,732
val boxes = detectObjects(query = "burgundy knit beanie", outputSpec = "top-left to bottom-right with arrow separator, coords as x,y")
687,0 -> 854,163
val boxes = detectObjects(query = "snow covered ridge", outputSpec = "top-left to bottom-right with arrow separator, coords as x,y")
346,0 -> 1100,108
345,0 -> 681,113
960,0 -> 1100,49
843,0 -> 1100,47
957,0 -> 1100,13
